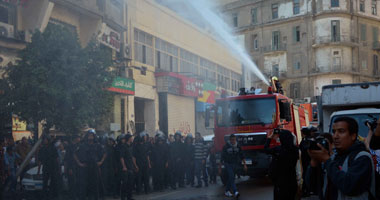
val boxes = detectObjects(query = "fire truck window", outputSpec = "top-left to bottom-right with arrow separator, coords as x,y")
216,98 -> 276,126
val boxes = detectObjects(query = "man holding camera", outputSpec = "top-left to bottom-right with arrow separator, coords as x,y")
307,117 -> 376,199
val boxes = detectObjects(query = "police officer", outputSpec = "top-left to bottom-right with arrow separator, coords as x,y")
120,134 -> 138,200
151,131 -> 169,192
114,134 -> 126,198
184,134 -> 194,186
64,135 -> 81,199
74,130 -> 106,200
37,136 -> 59,200
169,131 -> 186,189
133,131 -> 152,194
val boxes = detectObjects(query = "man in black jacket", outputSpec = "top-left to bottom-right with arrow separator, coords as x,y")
169,131 -> 186,189
307,117 -> 376,199
220,134 -> 247,198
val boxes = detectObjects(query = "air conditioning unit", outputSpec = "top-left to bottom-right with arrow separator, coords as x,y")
0,22 -> 14,38
123,43 -> 131,60
304,97 -> 311,103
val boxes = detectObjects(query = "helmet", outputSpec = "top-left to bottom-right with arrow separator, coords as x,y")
155,130 -> 164,137
186,134 -> 193,139
139,131 -> 148,138
272,76 -> 278,81
174,131 -> 182,137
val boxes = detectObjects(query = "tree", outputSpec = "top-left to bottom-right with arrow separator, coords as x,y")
4,23 -> 115,136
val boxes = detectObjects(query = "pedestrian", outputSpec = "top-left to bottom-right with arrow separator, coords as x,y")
133,131 -> 152,195
3,145 -> 20,197
194,132 -> 208,188
37,136 -> 60,200
307,117 -> 376,199
184,134 -> 194,186
169,131 -> 186,189
64,135 -> 81,199
74,130 -> 107,200
209,137 -> 217,184
220,134 -> 247,198
265,129 -> 299,200
151,131 -> 169,192
299,127 -> 313,197
16,137 -> 31,184
120,134 -> 138,200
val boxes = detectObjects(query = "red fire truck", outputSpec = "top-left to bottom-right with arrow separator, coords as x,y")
206,88 -> 309,178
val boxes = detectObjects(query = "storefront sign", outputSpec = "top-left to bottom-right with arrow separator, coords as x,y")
155,72 -> 203,97
108,77 -> 135,95
198,82 -> 216,104
98,23 -> 121,52
12,116 -> 27,131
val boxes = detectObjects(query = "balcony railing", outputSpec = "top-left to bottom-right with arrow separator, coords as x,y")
313,35 -> 359,46
261,43 -> 287,53
311,65 -> 360,74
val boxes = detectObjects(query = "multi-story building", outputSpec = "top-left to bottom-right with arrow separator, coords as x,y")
126,0 -> 242,136
0,0 -> 128,137
221,0 -> 380,102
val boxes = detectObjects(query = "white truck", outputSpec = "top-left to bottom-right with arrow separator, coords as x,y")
318,82 -> 380,137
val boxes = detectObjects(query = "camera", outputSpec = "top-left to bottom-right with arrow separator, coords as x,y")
304,135 -> 330,151
364,115 -> 378,131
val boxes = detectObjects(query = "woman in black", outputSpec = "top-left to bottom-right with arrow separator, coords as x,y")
265,129 -> 299,200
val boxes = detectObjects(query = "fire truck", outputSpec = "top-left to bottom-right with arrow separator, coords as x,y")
206,86 -> 309,179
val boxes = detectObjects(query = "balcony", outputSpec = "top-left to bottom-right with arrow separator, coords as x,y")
261,43 -> 287,53
312,35 -> 359,47
310,65 -> 360,75
373,41 -> 380,51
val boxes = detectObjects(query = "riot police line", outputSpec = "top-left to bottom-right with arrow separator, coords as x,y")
1,129 -> 217,200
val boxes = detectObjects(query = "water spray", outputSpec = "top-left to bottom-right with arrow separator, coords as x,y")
183,0 -> 270,85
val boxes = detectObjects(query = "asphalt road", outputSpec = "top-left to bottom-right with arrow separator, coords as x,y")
131,177 -> 274,200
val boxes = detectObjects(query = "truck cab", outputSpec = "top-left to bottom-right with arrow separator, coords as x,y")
207,90 -> 308,178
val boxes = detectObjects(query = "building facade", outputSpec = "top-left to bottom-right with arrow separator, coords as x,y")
222,0 -> 380,102
0,0 -> 129,137
126,0 -> 242,136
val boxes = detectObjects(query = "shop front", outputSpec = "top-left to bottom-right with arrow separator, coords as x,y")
156,72 -> 204,136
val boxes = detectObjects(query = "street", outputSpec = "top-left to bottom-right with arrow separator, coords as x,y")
129,177 -> 273,200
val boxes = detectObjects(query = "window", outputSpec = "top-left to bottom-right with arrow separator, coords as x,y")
290,82 -> 301,99
331,20 -> 340,42
360,0 -> 365,12
293,0 -> 300,15
272,31 -> 280,50
373,27 -> 379,44
360,24 -> 367,41
251,8 -> 257,24
372,0 -> 377,15
272,64 -> 279,77
180,48 -> 199,75
251,34 -> 258,50
293,55 -> 301,70
272,4 -> 278,19
0,4 -> 9,23
232,13 -> 238,27
362,60 -> 367,69
155,38 -> 179,72
293,26 -> 301,42
134,28 -> 154,65
331,0 -> 339,7
332,79 -> 341,84
374,54 -> 379,75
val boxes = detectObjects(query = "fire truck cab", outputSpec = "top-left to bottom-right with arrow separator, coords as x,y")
206,88 -> 308,178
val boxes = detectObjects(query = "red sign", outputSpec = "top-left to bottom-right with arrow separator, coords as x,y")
155,72 -> 203,97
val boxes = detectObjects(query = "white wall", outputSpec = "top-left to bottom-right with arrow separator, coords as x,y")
264,53 -> 287,74
314,17 -> 351,38
314,74 -> 353,96
315,47 -> 352,72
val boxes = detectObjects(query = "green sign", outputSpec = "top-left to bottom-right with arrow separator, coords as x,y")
108,77 -> 135,95
203,82 -> 216,91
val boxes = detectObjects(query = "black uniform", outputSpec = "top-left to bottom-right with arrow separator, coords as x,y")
39,142 -> 59,199
169,140 -> 186,188
103,142 -> 116,196
264,131 -> 299,200
120,143 -> 135,200
133,141 -> 151,194
151,139 -> 169,191
75,142 -> 105,200
64,142 -> 80,199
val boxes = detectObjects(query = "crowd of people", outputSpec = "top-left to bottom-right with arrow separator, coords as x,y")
0,130 -> 218,200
